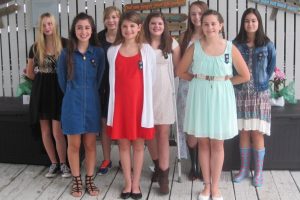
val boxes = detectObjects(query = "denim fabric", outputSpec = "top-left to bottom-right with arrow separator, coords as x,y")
57,45 -> 105,134
233,41 -> 276,91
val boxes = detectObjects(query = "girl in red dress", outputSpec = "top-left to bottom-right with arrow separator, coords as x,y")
106,11 -> 156,199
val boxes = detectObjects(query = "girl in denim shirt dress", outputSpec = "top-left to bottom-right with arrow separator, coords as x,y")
233,8 -> 276,187
57,13 -> 105,197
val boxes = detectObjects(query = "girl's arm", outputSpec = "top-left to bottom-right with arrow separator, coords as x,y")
56,50 -> 67,93
25,58 -> 35,80
176,44 -> 194,81
231,44 -> 250,85
172,42 -> 181,73
25,45 -> 36,80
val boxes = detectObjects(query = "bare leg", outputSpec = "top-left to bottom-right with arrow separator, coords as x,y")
156,125 -> 170,170
118,139 -> 132,193
40,120 -> 58,164
210,139 -> 224,198
132,138 -> 145,193
198,138 -> 211,196
67,135 -> 81,176
83,133 -> 98,196
146,134 -> 158,161
239,130 -> 251,148
251,131 -> 264,150
52,120 -> 67,163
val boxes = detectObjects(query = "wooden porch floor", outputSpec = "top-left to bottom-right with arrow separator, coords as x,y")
1,145 -> 300,200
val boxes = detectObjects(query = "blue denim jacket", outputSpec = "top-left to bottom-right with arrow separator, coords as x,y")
233,41 -> 276,91
57,45 -> 105,134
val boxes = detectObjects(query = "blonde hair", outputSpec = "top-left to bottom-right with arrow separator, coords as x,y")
103,6 -> 121,22
35,13 -> 62,67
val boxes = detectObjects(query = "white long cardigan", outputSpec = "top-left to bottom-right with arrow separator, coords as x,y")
106,43 -> 156,128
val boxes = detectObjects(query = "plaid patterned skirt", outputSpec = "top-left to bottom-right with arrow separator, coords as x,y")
235,89 -> 271,135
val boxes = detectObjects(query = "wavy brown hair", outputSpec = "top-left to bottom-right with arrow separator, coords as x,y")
114,11 -> 143,46
180,1 -> 208,57
143,12 -> 172,54
67,13 -> 99,79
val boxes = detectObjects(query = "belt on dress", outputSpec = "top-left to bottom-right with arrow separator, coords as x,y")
193,74 -> 230,81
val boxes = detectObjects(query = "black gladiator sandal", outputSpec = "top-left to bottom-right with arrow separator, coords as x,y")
71,175 -> 82,197
85,175 -> 100,196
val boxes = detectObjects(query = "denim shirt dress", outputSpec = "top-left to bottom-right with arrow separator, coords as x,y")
57,45 -> 105,135
233,41 -> 276,91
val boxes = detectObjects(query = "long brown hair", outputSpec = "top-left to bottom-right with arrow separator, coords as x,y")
180,1 -> 208,57
114,11 -> 143,46
143,12 -> 172,54
67,13 -> 99,80
35,13 -> 62,66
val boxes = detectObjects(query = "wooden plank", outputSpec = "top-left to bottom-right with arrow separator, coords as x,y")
275,10 -> 285,71
270,170 -> 300,200
124,0 -> 186,11
256,171 -> 281,200
35,174 -> 72,200
285,12 -> 295,84
9,5 -> 19,96
68,0 -> 77,25
114,0 -> 123,12
169,0 -> 180,36
227,0 -> 237,40
77,0 -> 86,13
167,22 -> 186,32
170,159 -> 192,200
0,165 -> 45,199
60,0 -> 69,38
14,167 -> 57,200
95,0 -> 104,33
16,0 -> 27,80
1,14 -> 12,96
291,171 -> 300,190
0,164 -> 27,189
25,0 -> 34,55
147,147 -> 177,200
266,6 -> 275,43
105,0 -> 114,8
86,0 -> 96,20
140,13 -> 188,22
219,171 -> 235,200
295,14 -> 300,99
219,0 -> 228,39
233,170 -> 258,200
237,0 -> 247,33
209,0 -> 218,11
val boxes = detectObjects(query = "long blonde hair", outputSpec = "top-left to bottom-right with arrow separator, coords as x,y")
35,13 -> 62,66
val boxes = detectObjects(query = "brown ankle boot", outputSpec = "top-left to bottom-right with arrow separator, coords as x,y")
151,159 -> 159,182
158,168 -> 169,194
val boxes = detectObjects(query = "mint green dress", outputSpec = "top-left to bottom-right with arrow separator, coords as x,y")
184,40 -> 238,140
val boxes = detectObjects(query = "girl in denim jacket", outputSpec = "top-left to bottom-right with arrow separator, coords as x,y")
57,13 -> 105,197
233,8 -> 276,187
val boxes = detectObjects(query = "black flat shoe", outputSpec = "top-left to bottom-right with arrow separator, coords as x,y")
120,191 -> 131,199
131,192 -> 142,199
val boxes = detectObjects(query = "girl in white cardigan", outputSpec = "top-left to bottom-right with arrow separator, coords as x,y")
106,11 -> 156,199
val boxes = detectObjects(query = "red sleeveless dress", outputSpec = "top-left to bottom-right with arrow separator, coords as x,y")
107,52 -> 155,140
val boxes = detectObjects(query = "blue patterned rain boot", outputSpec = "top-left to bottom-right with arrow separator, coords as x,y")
233,148 -> 251,183
253,148 -> 265,187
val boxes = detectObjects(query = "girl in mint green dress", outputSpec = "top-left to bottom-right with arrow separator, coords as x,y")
177,10 -> 249,200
